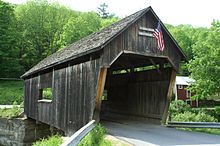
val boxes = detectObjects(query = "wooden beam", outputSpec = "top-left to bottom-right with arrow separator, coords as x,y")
139,27 -> 154,32
161,69 -> 176,124
167,70 -> 176,100
149,58 -> 161,74
93,67 -> 107,122
138,32 -> 154,37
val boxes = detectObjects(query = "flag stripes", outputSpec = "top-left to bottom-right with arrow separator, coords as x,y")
153,22 -> 165,51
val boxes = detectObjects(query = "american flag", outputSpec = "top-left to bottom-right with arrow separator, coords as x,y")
153,22 -> 165,51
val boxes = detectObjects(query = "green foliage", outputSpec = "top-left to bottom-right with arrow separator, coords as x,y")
172,111 -> 217,122
0,0 -> 24,77
193,128 -> 220,135
15,0 -> 75,70
78,124 -> 109,146
42,88 -> 53,100
180,127 -> 220,136
169,100 -> 190,115
215,106 -> 220,114
0,80 -> 23,104
166,24 -> 196,61
0,101 -> 23,118
0,0 -> 119,78
169,100 -> 219,122
101,17 -> 119,28
33,134 -> 63,146
166,24 -> 207,76
60,12 -> 101,47
188,20 -> 220,99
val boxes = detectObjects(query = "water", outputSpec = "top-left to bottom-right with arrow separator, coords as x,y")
0,118 -> 63,146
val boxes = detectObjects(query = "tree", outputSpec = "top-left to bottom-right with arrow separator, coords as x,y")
60,12 -> 102,47
166,24 -> 208,75
15,0 -> 74,70
188,20 -> 220,99
0,0 -> 23,77
97,3 -> 110,19
100,17 -> 119,28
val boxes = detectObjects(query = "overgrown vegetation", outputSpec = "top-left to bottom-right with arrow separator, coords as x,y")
32,134 -> 63,146
0,80 -> 23,105
0,101 -> 23,118
169,100 -> 220,135
169,100 -> 218,122
172,111 -> 217,122
78,124 -> 111,146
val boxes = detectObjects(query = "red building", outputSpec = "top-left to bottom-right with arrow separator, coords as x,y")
174,76 -> 198,107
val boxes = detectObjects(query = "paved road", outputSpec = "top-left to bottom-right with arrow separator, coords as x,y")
101,120 -> 220,146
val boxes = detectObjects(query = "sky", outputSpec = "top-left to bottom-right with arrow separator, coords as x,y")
4,0 -> 220,27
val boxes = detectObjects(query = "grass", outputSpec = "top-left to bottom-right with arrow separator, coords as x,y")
0,103 -> 23,118
180,128 -> 220,136
32,124 -> 111,146
78,124 -> 112,146
32,134 -> 63,146
0,80 -> 23,105
194,128 -> 220,135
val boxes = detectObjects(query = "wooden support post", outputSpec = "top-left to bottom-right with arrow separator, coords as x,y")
161,69 -> 176,125
93,67 -> 107,122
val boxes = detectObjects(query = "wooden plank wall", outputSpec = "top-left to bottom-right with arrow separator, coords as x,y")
24,59 -> 100,135
102,12 -> 181,70
103,68 -> 173,122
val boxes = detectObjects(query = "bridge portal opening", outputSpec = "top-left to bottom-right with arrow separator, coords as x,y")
100,53 -> 173,124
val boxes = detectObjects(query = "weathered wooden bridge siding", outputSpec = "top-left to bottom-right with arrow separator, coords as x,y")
102,12 -> 181,69
103,68 -> 172,122
24,59 -> 100,134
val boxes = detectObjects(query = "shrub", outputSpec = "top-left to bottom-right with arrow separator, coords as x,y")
169,100 -> 191,116
172,111 -> 217,122
215,106 -> 220,121
191,107 -> 220,122
0,80 -> 23,105
196,112 -> 217,122
172,111 -> 196,122
33,135 -> 63,146
78,124 -> 109,146
215,106 -> 220,114
0,101 -> 23,118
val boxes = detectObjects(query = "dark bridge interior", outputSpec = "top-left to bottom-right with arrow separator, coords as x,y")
100,53 -> 173,123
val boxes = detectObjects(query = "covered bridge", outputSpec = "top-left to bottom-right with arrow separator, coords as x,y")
21,6 -> 186,135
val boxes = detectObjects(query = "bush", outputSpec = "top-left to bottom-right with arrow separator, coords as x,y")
0,80 -> 23,104
172,111 -> 217,122
169,100 -> 191,116
215,106 -> 220,121
191,107 -> 220,122
78,124 -> 110,146
33,135 -> 63,146
0,101 -> 23,118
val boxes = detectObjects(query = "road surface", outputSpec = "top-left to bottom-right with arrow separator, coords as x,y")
101,120 -> 220,146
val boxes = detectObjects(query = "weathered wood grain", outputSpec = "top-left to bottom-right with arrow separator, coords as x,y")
93,67 -> 107,122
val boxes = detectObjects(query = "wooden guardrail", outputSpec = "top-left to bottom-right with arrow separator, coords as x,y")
167,122 -> 220,129
61,120 -> 96,146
